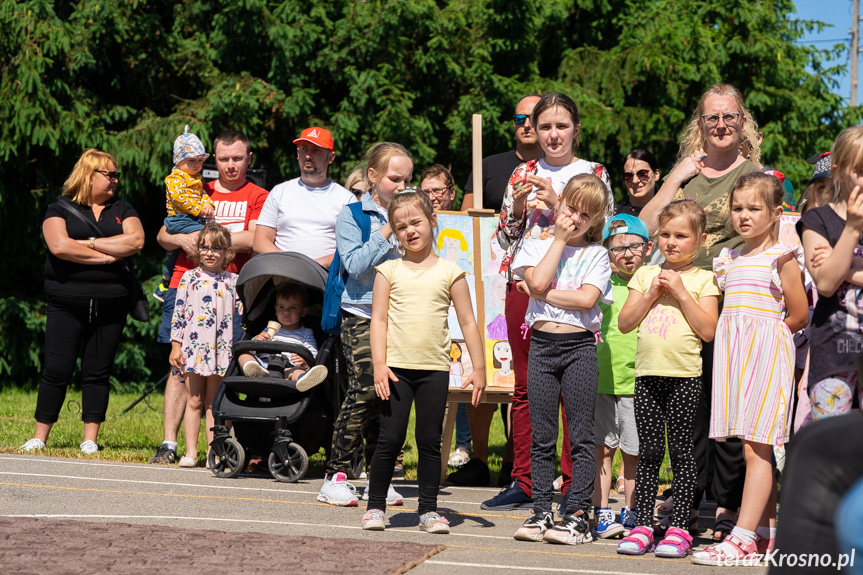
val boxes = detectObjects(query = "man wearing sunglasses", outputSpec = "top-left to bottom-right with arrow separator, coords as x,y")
461,94 -> 542,211
150,129 -> 269,465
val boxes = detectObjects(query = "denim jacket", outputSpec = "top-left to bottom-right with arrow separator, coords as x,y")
336,192 -> 397,305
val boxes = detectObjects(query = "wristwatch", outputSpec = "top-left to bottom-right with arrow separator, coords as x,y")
88,237 -> 96,249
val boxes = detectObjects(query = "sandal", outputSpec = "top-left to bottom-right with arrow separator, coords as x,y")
654,526 -> 693,558
658,512 -> 699,536
712,517 -> 737,542
691,532 -> 758,566
615,475 -> 626,494
654,496 -> 673,519
616,525 -> 655,555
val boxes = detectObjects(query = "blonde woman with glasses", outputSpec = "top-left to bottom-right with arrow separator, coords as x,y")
20,149 -> 144,456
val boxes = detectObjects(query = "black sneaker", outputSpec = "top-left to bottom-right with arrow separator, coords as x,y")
481,480 -> 532,510
513,511 -> 554,542
544,513 -> 594,545
149,444 -> 177,464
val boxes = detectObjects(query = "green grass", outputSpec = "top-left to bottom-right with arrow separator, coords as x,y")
0,389 -> 670,489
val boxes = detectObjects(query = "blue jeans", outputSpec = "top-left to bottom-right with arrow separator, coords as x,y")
162,214 -> 204,280
455,403 -> 471,450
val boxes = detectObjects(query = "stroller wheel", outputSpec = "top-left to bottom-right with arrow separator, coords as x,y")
268,443 -> 309,483
210,438 -> 245,479
347,445 -> 365,480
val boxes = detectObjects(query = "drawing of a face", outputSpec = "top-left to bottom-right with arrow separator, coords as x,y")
450,342 -> 462,362
493,341 -> 512,369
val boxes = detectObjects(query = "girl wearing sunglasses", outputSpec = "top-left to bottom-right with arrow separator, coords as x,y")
617,149 -> 661,217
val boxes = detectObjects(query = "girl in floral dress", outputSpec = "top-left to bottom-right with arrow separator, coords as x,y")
169,223 -> 240,467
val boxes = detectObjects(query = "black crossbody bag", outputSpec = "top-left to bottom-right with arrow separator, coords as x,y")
56,199 -> 150,322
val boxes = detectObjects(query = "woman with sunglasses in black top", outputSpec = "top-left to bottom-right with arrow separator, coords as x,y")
615,149 -> 661,217
20,148 -> 145,456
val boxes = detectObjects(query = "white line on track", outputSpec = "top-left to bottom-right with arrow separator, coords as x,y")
0,470 -> 488,506
425,560 -> 657,575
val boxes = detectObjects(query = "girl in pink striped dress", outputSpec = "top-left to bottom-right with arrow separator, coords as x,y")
692,172 -> 809,565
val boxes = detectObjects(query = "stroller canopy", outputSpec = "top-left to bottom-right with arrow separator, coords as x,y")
237,252 -> 328,325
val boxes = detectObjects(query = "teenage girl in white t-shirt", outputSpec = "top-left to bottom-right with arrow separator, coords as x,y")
510,174 -> 613,545
362,191 -> 485,535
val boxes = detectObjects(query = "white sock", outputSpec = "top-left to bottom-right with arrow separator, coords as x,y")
730,526 -> 756,545
755,526 -> 776,540
163,441 -> 178,451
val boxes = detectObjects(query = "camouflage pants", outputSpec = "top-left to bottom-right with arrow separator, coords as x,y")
326,313 -> 381,474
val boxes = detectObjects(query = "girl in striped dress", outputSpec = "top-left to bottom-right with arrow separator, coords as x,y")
692,172 -> 809,565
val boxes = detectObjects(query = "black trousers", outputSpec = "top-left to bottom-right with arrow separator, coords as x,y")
366,368 -> 448,514
35,294 -> 128,424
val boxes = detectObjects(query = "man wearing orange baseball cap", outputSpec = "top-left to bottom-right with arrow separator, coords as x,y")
254,126 -> 356,268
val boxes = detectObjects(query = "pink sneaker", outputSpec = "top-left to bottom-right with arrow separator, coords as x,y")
691,532 -> 758,566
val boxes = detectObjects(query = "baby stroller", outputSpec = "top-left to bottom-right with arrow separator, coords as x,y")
208,252 -> 341,482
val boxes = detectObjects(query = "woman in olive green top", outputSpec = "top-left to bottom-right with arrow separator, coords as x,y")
640,83 -> 758,270
638,82 -> 759,541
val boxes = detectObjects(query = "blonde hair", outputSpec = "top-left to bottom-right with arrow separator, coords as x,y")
62,149 -> 117,205
437,228 -> 467,251
830,126 -> 863,201
559,174 -> 610,244
364,142 -> 413,189
676,84 -> 761,167
657,200 -> 707,257
192,223 -> 234,270
387,191 -> 436,235
344,169 -> 367,196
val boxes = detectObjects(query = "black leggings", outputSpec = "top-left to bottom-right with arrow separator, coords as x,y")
634,375 -> 700,530
527,329 -> 597,515
366,368 -> 448,514
35,294 -> 128,424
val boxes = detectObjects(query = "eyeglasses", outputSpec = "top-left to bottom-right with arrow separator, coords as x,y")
350,188 -> 365,196
198,245 -> 226,254
514,114 -> 530,126
95,170 -> 121,180
623,169 -> 652,183
701,113 -> 741,128
608,242 -> 648,256
422,186 -> 452,198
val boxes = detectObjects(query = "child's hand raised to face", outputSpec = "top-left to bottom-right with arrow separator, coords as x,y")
554,208 -> 577,243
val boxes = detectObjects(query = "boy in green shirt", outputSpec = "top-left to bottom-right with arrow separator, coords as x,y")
593,214 -> 652,538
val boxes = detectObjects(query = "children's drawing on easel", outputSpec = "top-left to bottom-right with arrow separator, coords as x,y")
490,340 -> 515,387
449,342 -> 463,387
437,213 -> 476,340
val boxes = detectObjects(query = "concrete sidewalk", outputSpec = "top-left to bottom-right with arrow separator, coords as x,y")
0,454 -> 754,573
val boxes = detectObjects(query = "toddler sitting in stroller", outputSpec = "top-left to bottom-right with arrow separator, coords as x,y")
238,282 -> 328,392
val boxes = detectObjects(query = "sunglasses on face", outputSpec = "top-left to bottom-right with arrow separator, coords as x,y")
198,245 -> 226,254
701,112 -> 741,128
513,114 -> 530,126
608,242 -> 648,256
623,169 -> 652,183
95,170 -> 121,180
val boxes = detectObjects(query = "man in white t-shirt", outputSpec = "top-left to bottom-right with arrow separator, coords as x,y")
253,127 -> 357,269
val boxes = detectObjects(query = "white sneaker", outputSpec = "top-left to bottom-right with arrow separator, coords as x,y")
296,365 -> 328,392
447,447 -> 470,468
80,440 -> 98,455
361,482 -> 405,506
19,438 -> 46,452
317,472 -> 359,506
242,361 -> 269,378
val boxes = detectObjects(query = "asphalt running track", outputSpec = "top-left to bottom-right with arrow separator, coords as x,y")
0,454 -> 756,573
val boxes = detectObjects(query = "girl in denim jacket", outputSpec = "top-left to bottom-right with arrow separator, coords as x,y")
317,143 -> 413,507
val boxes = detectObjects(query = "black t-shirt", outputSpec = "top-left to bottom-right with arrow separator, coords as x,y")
43,195 -> 140,299
614,199 -> 643,217
800,205 -> 863,382
464,150 -> 522,212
